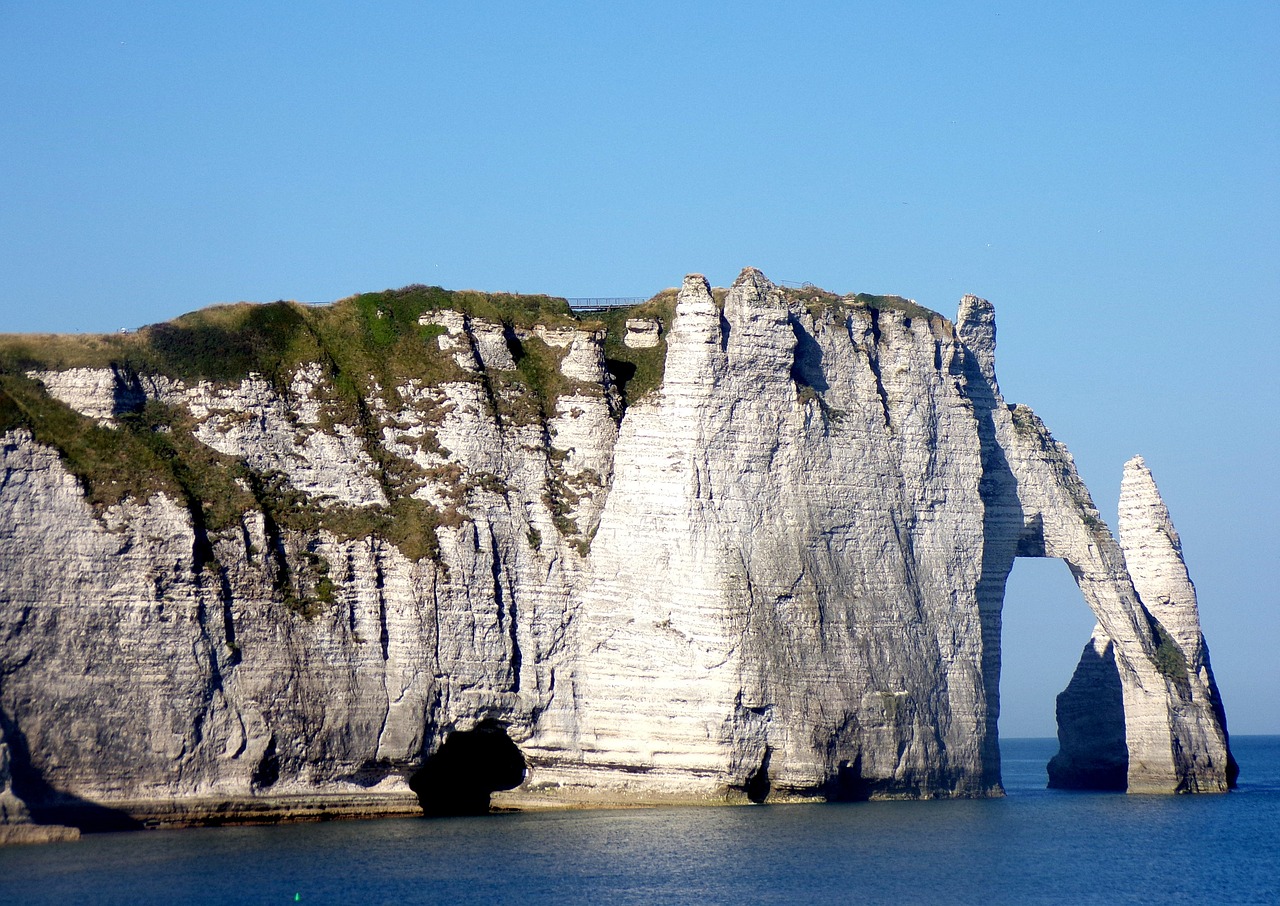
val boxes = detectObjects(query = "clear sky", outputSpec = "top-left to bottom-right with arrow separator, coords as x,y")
2,2 -> 1276,737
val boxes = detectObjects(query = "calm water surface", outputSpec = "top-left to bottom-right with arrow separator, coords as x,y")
2,737 -> 1277,905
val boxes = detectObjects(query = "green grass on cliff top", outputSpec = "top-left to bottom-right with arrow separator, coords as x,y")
594,289 -> 678,405
0,286 -> 585,569
0,285 -> 574,383
0,279 -> 942,520
0,280 -> 941,393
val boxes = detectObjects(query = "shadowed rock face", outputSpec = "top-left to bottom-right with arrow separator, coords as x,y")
1048,638 -> 1128,791
0,268 -> 1234,833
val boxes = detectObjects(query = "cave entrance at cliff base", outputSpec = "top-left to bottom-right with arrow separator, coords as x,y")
408,720 -> 527,817
999,558 -> 1099,746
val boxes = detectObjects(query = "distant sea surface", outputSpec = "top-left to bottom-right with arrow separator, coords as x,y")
2,737 -> 1278,905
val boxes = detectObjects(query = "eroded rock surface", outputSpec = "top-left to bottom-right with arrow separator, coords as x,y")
0,269 -> 1235,837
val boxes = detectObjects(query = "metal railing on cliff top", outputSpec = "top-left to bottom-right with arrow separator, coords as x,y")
297,281 -> 819,311
565,297 -> 648,311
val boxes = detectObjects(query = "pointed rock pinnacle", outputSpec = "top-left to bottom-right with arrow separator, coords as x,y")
1119,455 -> 1202,663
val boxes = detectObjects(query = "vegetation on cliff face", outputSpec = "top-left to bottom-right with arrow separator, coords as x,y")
1151,620 -> 1191,686
596,290 -> 678,406
0,285 -> 573,386
0,279 -> 940,422
848,293 -> 938,322
779,285 -> 942,327
0,371 -> 190,508
0,286 -> 577,579
0,279 -> 946,578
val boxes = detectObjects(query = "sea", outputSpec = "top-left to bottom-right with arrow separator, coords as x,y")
2,736 -> 1277,905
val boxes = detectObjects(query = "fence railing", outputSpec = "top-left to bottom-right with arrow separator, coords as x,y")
291,297 -> 653,311
566,297 -> 648,310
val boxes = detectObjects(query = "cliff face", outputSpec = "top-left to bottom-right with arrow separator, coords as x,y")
0,269 -> 1234,829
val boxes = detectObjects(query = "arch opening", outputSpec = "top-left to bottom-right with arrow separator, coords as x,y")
999,557 -> 1118,788
408,720 -> 527,817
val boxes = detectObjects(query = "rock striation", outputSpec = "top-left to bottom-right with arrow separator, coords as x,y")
0,269 -> 1234,837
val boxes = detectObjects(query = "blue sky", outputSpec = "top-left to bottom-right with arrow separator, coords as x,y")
2,2 -> 1276,736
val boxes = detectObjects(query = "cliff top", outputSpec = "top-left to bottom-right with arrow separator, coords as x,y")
0,285 -> 576,382
0,273 -> 943,375
0,272 -> 945,417
0,268 -> 951,598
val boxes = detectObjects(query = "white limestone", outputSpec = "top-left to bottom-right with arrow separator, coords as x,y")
1119,455 -> 1202,657
0,269 -> 1235,836
1046,454 -> 1235,792
30,368 -> 185,423
623,318 -> 660,348
187,370 -> 387,507
419,311 -> 517,371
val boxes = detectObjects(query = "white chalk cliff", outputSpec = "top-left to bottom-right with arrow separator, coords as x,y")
0,269 -> 1235,833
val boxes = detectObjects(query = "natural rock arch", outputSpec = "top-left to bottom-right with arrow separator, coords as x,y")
995,556 -> 1127,788
957,297 -> 1233,793
974,412 -> 1234,792
0,267 -> 1237,829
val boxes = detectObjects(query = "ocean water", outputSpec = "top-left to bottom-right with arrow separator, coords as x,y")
2,737 -> 1277,905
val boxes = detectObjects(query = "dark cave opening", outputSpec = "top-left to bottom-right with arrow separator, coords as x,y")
825,755 -> 875,802
250,736 -> 280,790
744,748 -> 772,804
408,721 -> 527,817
